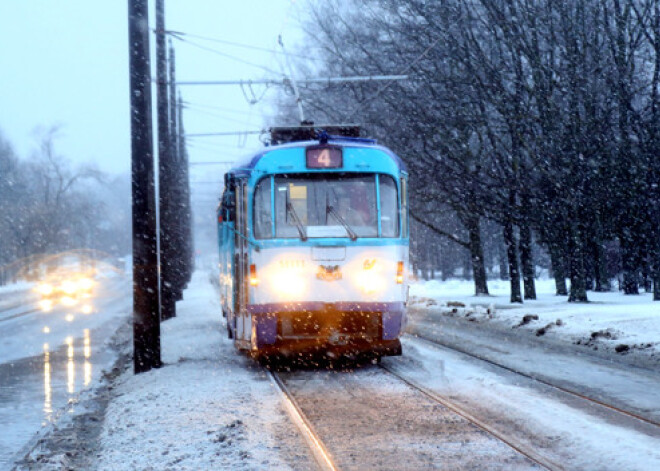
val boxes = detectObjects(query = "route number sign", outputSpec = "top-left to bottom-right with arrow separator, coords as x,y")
306,146 -> 342,168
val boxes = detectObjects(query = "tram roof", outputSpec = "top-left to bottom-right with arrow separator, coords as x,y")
226,138 -> 407,177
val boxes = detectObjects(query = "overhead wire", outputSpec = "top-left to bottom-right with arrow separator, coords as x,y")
239,80 -> 274,106
344,34 -> 443,120
183,101 -> 263,117
186,137 -> 256,151
168,32 -> 284,76
186,142 -> 245,155
187,134 -> 263,149
184,106 -> 262,128
163,2 -> 315,151
186,140 -> 253,155
163,29 -> 321,62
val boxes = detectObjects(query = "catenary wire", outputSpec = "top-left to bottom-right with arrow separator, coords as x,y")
169,32 -> 284,76
344,34 -> 443,120
162,29 -> 321,62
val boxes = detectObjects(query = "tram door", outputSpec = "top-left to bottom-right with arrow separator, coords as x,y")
233,179 -> 250,343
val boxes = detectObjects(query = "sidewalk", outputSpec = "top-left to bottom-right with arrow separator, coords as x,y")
93,270 -> 316,471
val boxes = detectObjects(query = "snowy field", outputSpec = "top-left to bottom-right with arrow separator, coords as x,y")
410,277 -> 660,363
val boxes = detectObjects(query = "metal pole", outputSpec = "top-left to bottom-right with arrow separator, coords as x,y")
278,35 -> 305,123
156,0 -> 176,320
169,40 -> 178,165
128,0 -> 161,373
168,39 -> 186,299
178,93 -> 195,278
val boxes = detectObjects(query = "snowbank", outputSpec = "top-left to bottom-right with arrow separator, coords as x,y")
409,278 -> 660,363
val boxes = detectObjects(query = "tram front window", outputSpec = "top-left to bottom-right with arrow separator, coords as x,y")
254,174 -> 399,239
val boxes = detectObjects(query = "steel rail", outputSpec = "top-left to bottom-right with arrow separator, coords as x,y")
411,332 -> 660,429
380,364 -> 564,471
268,371 -> 339,471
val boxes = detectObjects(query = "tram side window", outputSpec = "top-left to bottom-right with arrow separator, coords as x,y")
400,176 -> 409,238
379,175 -> 399,238
224,193 -> 235,223
253,178 -> 272,239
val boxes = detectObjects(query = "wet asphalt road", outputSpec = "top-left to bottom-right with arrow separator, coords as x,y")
0,278 -> 130,468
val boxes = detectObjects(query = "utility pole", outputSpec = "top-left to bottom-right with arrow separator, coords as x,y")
178,92 -> 194,276
169,41 -> 186,297
156,0 -> 176,320
128,0 -> 161,373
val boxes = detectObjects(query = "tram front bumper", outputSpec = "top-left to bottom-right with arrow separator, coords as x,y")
248,302 -> 404,352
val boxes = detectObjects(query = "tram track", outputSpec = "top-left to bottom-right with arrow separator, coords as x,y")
270,361 -> 551,470
268,371 -> 339,471
409,332 -> 660,430
379,363 -> 563,471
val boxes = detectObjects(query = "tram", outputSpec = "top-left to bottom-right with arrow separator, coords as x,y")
217,127 -> 409,360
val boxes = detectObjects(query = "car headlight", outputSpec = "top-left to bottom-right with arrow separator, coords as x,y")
60,296 -> 78,307
39,299 -> 54,312
77,277 -> 94,291
37,283 -> 54,296
60,280 -> 77,295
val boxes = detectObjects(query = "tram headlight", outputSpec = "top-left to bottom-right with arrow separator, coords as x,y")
355,270 -> 386,294
269,268 -> 307,299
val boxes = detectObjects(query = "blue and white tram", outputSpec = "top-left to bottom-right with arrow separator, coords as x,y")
217,131 -> 409,360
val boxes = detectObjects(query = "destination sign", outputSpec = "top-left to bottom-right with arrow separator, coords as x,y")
306,146 -> 342,168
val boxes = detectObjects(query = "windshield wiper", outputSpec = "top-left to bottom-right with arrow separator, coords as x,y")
286,201 -> 308,241
326,204 -> 358,241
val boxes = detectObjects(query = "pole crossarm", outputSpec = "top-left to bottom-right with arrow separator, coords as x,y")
174,75 -> 408,86
186,131 -> 264,137
189,161 -> 235,165
185,123 -> 362,139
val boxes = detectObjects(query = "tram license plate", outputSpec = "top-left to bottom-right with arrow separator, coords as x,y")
316,264 -> 342,281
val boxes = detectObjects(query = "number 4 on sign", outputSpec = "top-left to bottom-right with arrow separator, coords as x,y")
318,149 -> 331,166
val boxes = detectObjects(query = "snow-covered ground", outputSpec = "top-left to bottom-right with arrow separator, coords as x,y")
8,274 -> 660,469
0,281 -> 35,299
387,337 -> 660,470
410,278 -> 660,365
93,271 -> 316,471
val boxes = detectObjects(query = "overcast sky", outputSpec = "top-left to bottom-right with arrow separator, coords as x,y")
0,0 -> 306,189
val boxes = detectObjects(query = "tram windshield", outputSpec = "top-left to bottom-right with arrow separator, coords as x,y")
253,174 -> 399,239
